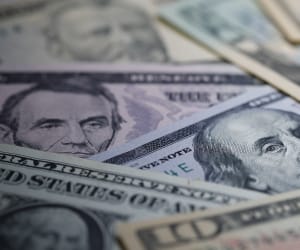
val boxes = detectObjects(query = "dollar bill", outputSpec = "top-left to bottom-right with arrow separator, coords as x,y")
260,0 -> 300,44
117,189 -> 300,250
159,0 -> 300,101
0,0 -> 217,65
0,144 -> 264,250
91,86 -> 300,195
0,63 -> 261,158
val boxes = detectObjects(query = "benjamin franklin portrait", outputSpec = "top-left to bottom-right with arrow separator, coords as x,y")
0,76 -> 124,158
0,204 -> 106,250
193,108 -> 300,194
44,0 -> 169,62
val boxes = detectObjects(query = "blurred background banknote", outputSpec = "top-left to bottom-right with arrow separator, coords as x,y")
0,144 -> 265,250
159,0 -> 300,101
0,0 -> 218,65
117,189 -> 300,250
0,64 -> 261,158
260,0 -> 300,44
92,86 -> 300,195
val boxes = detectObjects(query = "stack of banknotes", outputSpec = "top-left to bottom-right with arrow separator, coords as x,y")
2,0 -> 300,250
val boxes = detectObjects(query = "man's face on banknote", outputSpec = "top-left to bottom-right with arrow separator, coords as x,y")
24,209 -> 89,250
1,90 -> 116,158
194,108 -> 300,193
48,3 -> 168,62
0,207 -> 90,250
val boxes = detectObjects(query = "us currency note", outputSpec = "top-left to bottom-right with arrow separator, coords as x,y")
159,0 -> 300,101
117,189 -> 300,250
92,86 -> 300,195
0,144 -> 264,250
0,64 -> 261,158
260,0 -> 300,44
0,0 -> 217,65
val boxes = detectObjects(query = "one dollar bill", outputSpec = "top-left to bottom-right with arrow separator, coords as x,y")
260,0 -> 300,44
91,86 -> 300,195
159,0 -> 300,101
0,144 -> 264,250
117,189 -> 300,250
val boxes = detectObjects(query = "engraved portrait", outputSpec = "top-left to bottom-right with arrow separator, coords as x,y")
0,76 -> 123,158
193,108 -> 300,194
44,0 -> 169,62
0,204 -> 107,250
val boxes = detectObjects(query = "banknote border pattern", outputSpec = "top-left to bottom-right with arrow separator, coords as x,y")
136,196 -> 300,250
0,72 -> 260,85
0,151 -> 249,204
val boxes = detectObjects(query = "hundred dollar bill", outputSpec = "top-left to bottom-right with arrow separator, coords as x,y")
260,0 -> 300,44
92,86 -> 300,195
117,189 -> 300,250
0,144 -> 264,250
0,0 -> 217,65
159,0 -> 300,101
0,63 -> 261,158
